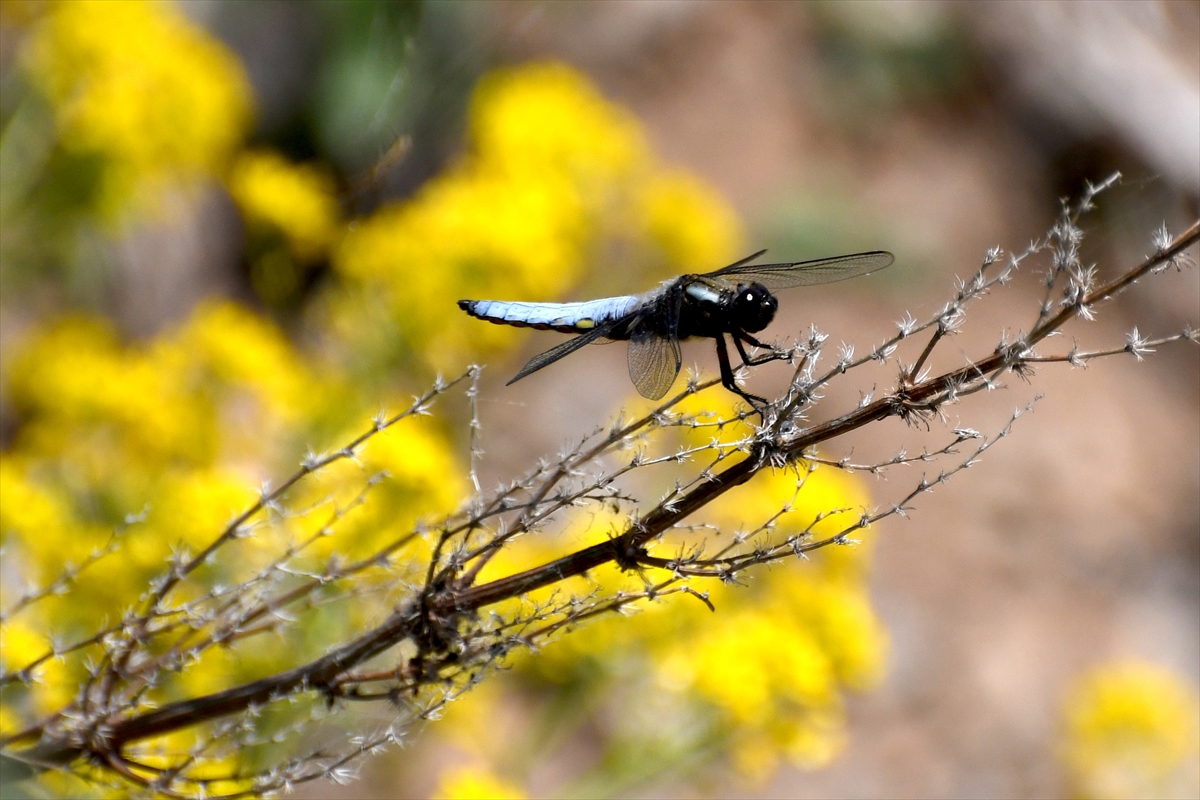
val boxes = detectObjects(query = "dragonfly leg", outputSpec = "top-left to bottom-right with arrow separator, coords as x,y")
733,332 -> 788,367
716,334 -> 768,409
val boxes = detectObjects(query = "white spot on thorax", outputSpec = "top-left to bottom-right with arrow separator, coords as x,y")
685,283 -> 722,304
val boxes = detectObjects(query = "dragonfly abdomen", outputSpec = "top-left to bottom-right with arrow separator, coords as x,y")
458,296 -> 641,334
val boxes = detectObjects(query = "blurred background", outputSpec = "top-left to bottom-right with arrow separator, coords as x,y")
1,1 -> 1197,798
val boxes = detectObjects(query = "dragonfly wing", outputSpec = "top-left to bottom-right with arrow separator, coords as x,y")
627,328 -> 682,400
507,322 -> 617,385
704,250 -> 893,291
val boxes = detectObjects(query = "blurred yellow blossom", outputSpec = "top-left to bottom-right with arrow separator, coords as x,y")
649,395 -> 886,774
433,766 -> 527,800
448,391 -> 885,779
22,0 -> 252,217
360,419 -> 466,512
645,556 -> 885,777
0,457 -> 74,564
291,416 -> 468,568
0,618 -> 74,716
468,61 -> 648,184
672,392 -> 876,576
0,303 -> 316,629
1,40 -> 889,794
127,469 -> 256,568
640,169 -> 743,272
668,612 -> 838,725
227,150 -> 341,261
0,293 -> 468,746
1062,661 -> 1200,800
4,302 -> 319,480
333,169 -> 588,371
178,300 -> 321,431
330,60 -> 744,379
5,316 -> 215,471
129,729 -> 249,797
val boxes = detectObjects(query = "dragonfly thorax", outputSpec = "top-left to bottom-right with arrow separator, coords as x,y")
731,282 -> 778,333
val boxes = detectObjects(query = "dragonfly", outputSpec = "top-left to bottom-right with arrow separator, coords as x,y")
458,249 -> 893,407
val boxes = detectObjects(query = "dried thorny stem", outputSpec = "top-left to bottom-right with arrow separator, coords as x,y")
2,177 -> 1197,797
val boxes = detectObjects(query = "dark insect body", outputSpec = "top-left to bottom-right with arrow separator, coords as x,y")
458,249 -> 893,408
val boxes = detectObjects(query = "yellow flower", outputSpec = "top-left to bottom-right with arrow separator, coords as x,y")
127,468 -> 256,568
0,617 -> 49,679
0,457 -> 72,559
361,418 -> 466,509
5,316 -> 214,468
784,577 -> 887,690
0,456 -> 111,582
23,0 -> 252,216
0,617 -> 74,716
469,61 -> 648,184
1062,661 -> 1200,800
227,150 -> 341,261
452,381 -> 887,777
639,169 -> 743,273
331,60 -> 743,380
692,612 -> 837,723
433,766 -> 527,800
485,452 -> 886,776
672,391 -> 876,576
333,164 -> 588,372
178,300 -> 320,428
302,414 -> 468,562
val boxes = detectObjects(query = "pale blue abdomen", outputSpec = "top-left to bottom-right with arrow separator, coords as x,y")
458,295 -> 641,332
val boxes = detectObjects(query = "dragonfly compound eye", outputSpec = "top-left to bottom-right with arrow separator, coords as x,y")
734,282 -> 778,332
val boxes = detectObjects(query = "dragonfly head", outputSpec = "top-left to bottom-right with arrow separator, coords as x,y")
733,282 -> 777,333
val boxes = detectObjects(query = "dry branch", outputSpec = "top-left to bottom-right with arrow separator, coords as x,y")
2,180 -> 1197,797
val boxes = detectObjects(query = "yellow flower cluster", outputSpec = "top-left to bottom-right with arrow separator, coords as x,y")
0,616 -> 73,722
640,169 -> 743,273
330,61 -> 743,376
227,150 -> 342,261
3,26 -> 885,791
656,554 -> 885,775
5,303 -> 313,476
1062,661 -> 1200,800
467,62 -> 645,186
22,0 -> 252,217
226,149 -> 343,304
445,395 -> 886,781
0,299 -> 468,741
0,304 -> 305,591
670,401 -> 886,775
433,766 -> 528,800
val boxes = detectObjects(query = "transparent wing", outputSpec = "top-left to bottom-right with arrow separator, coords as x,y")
703,250 -> 894,291
627,329 -> 682,400
507,323 -> 616,385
